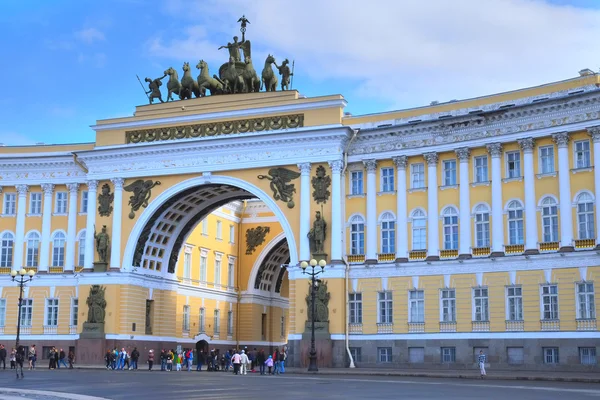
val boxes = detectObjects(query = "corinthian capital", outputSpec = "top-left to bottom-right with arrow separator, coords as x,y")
363,159 -> 377,173
66,183 -> 80,194
297,163 -> 311,175
517,137 -> 535,153
15,185 -> 29,196
392,155 -> 408,169
86,180 -> 99,191
552,132 -> 570,148
587,126 -> 600,142
486,143 -> 502,158
423,152 -> 438,165
111,178 -> 125,190
328,160 -> 344,173
41,183 -> 55,195
455,147 -> 471,161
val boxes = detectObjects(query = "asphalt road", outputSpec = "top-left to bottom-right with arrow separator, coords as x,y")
0,369 -> 599,399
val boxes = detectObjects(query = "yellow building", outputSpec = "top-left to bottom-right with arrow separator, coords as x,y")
0,63 -> 599,370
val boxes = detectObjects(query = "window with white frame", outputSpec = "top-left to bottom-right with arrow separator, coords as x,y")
577,282 -> 595,320
45,298 -> 59,326
214,309 -> 220,334
506,151 -> 521,179
55,192 -> 67,214
229,225 -> 235,243
443,207 -> 459,250
183,250 -> 191,279
580,347 -> 596,365
350,215 -> 365,255
474,204 -> 490,248
507,200 -> 524,245
474,155 -> 488,183
541,197 -> 559,243
201,219 -> 208,235
543,347 -> 559,364
0,298 -> 6,327
441,347 -> 456,363
182,305 -> 190,331
3,193 -> 16,215
349,293 -> 362,324
473,287 -> 489,321
0,232 -> 14,267
227,258 -> 235,287
26,232 -> 40,267
52,232 -> 66,267
280,315 -> 285,337
539,145 -> 555,174
350,171 -> 364,195
409,290 -> 424,323
576,193 -> 595,240
199,308 -> 205,332
214,254 -> 222,285
411,163 -> 425,189
216,220 -> 222,240
77,230 -> 86,267
20,299 -> 33,326
541,284 -> 559,320
378,291 -> 393,324
443,160 -> 457,186
575,140 -> 591,168
30,193 -> 42,214
227,310 -> 233,335
199,251 -> 207,282
70,298 -> 78,327
441,289 -> 456,322
411,210 -> 427,250
378,347 -> 392,363
381,167 -> 394,192
380,212 -> 396,254
80,191 -> 88,213
507,286 -> 523,321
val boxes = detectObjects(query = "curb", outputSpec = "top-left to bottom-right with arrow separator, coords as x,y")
0,388 -> 109,400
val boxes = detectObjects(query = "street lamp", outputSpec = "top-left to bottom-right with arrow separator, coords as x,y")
300,258 -> 326,372
10,268 -> 35,377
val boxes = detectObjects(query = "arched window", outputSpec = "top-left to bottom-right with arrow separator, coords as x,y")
350,215 -> 365,255
576,193 -> 595,240
541,197 -> 559,242
25,232 -> 40,267
474,204 -> 490,248
507,201 -> 524,245
442,207 -> 458,250
411,210 -> 427,250
78,230 -> 86,267
380,212 -> 396,254
0,232 -> 14,267
52,232 -> 66,267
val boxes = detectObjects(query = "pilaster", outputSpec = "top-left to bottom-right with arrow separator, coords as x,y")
363,159 -> 378,264
518,138 -> 539,254
586,126 -> 600,248
423,152 -> 439,261
456,148 -> 472,259
297,163 -> 311,263
65,183 -> 79,272
13,185 -> 28,270
39,183 -> 55,272
84,180 -> 98,270
328,160 -> 344,263
552,132 -> 574,251
392,156 -> 408,262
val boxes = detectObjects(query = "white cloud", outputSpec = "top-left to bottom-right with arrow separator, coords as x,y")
0,132 -> 37,146
75,27 -> 105,44
150,0 -> 600,111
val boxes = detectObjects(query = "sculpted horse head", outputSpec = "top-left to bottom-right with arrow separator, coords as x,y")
164,67 -> 178,80
196,60 -> 208,71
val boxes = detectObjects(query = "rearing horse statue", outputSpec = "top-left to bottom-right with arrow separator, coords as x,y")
196,60 -> 224,96
164,67 -> 181,102
180,62 -> 200,100
261,54 -> 278,92
243,56 -> 260,93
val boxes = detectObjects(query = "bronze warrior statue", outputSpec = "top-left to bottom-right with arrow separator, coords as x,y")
145,75 -> 166,104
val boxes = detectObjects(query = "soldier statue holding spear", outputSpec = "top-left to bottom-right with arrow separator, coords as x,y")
137,74 -> 166,104
275,58 -> 294,91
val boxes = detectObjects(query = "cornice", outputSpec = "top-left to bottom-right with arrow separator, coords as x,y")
0,154 -> 86,185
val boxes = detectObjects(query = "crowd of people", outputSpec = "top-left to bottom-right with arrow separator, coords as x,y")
0,344 -> 74,372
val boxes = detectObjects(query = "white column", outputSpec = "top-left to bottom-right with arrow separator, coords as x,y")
487,143 -> 504,255
363,159 -> 378,262
552,132 -> 574,250
110,178 -> 125,269
518,138 -> 538,253
456,148 -> 471,257
329,160 -> 344,263
588,127 -> 600,247
392,156 -> 408,261
14,185 -> 28,270
84,180 -> 98,270
65,183 -> 79,272
39,183 -> 54,272
297,163 -> 311,262
424,152 -> 439,259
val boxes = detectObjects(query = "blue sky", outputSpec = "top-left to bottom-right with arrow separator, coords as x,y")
1,0 -> 599,145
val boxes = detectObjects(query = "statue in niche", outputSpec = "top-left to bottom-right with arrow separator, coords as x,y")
86,285 -> 107,324
305,280 -> 330,322
311,165 -> 331,204
97,183 -> 114,217
308,211 -> 326,254
94,225 -> 110,264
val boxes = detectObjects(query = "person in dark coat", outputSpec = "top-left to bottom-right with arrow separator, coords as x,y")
0,344 -> 7,369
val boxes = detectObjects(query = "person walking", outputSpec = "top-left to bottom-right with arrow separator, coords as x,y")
58,348 -> 68,368
231,350 -> 241,375
0,344 -> 7,369
68,350 -> 75,369
240,350 -> 249,375
278,348 -> 286,374
15,346 -> 25,379
265,354 -> 274,375
130,347 -> 139,370
197,350 -> 204,371
175,351 -> 182,371
186,349 -> 193,371
160,349 -> 166,371
147,349 -> 155,371
28,345 -> 36,370
166,349 -> 173,371
478,350 -> 487,378
257,349 -> 266,375
10,348 -> 16,370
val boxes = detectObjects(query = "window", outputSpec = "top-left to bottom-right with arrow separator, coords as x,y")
575,140 -> 591,168
378,347 -> 392,363
506,151 -> 521,178
349,293 -> 362,324
577,282 -> 595,319
380,212 -> 396,254
52,232 -> 66,267
474,156 -> 488,183
201,219 -> 208,235
229,225 -> 235,243
280,315 -> 285,337
507,347 -> 524,365
214,309 -> 220,334
473,287 -> 489,321
580,347 -> 597,365
228,311 -> 234,335
350,215 -> 365,255
349,347 -> 362,363
216,220 -> 222,240
577,193 -> 595,240
378,291 -> 393,324
214,255 -> 222,285
541,284 -> 559,320
3,193 -> 16,215
381,167 -> 394,192
80,191 -> 88,213
441,347 -> 456,363
200,253 -> 207,282
351,171 -> 363,195
543,347 -> 559,364
411,163 -> 425,189
0,232 -> 14,267
539,146 -> 555,174
70,298 -> 78,327
408,347 -> 425,363
507,286 -> 523,321
409,290 -> 424,323
26,232 -> 40,267
45,298 -> 59,326
199,308 -> 205,332
183,251 -> 191,279
441,289 -> 456,322
411,210 -> 427,250
442,207 -> 458,250
474,204 -> 490,248
0,299 -> 6,327
227,259 -> 235,288
507,201 -> 524,245
55,192 -> 67,214
182,305 -> 190,331
30,193 -> 42,214
443,160 -> 457,186
20,299 -> 33,326
541,197 -> 559,242
77,230 -> 86,267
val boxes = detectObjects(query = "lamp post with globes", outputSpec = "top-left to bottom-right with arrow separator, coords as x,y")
300,258 -> 326,372
10,268 -> 35,366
